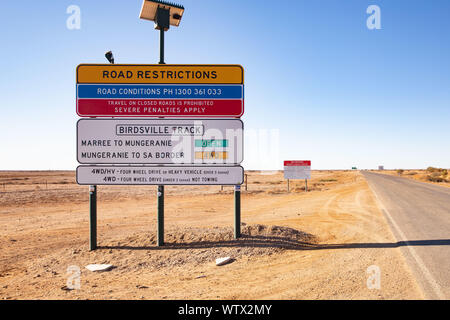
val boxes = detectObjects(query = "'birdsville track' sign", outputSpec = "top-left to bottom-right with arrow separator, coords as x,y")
76,119 -> 243,165
76,64 -> 244,117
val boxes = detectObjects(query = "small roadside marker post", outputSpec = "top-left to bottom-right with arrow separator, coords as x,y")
287,179 -> 290,192
89,185 -> 97,251
305,179 -> 308,192
234,185 -> 241,239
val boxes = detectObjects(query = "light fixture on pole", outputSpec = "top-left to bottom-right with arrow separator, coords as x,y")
139,0 -> 184,64
139,0 -> 184,29
105,51 -> 114,64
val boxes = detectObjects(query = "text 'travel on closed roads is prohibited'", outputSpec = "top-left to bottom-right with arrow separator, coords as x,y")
77,119 -> 243,164
76,64 -> 244,117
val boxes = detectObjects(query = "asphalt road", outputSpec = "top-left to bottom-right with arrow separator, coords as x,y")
362,171 -> 450,299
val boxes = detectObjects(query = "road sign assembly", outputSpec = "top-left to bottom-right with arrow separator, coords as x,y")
76,1 -> 245,249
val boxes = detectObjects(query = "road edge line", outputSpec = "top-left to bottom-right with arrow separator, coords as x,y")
365,174 -> 445,300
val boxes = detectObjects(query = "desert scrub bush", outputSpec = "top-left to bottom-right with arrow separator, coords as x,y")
427,172 -> 446,182
397,169 -> 404,175
427,167 -> 447,175
319,179 -> 337,182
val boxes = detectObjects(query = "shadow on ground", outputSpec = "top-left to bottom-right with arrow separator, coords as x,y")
97,224 -> 450,252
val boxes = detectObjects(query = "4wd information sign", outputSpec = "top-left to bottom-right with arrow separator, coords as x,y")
77,165 -> 244,185
77,119 -> 243,164
76,64 -> 244,118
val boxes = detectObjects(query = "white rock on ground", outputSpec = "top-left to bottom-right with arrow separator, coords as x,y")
215,257 -> 232,266
85,264 -> 114,272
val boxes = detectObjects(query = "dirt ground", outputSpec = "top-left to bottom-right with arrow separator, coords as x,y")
0,170 -> 423,299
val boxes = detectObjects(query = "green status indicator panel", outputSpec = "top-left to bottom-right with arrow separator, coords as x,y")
195,139 -> 228,148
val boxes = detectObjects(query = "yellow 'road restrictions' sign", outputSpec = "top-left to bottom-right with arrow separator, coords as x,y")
77,64 -> 244,84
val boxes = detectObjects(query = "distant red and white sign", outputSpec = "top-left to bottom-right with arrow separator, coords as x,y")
284,160 -> 311,166
284,160 -> 311,179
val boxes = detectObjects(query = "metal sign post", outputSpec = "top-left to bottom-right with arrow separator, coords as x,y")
155,5 -> 170,247
234,185 -> 241,239
157,185 -> 164,246
87,51 -> 115,251
89,185 -> 97,250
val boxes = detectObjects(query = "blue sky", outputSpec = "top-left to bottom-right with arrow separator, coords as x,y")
0,0 -> 449,170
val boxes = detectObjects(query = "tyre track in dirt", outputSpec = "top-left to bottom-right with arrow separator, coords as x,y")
317,183 -> 386,244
